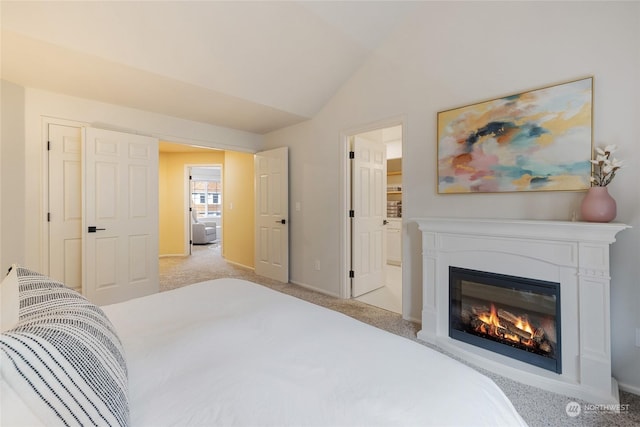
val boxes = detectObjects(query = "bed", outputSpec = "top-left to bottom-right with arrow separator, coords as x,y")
1,266 -> 526,426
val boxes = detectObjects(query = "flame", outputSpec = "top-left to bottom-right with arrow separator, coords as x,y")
504,332 -> 520,342
516,318 -> 534,335
473,304 -> 535,347
478,304 -> 500,327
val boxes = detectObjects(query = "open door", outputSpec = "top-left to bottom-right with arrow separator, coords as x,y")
82,127 -> 159,305
254,147 -> 289,283
351,136 -> 386,297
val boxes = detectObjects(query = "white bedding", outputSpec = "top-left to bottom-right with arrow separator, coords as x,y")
102,278 -> 526,426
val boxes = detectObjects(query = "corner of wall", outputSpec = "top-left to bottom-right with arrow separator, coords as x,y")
0,80 -> 26,271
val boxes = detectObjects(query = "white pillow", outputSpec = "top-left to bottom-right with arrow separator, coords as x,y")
0,266 -> 130,427
0,265 -> 19,332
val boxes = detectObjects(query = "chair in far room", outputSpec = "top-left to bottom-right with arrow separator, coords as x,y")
191,211 -> 217,244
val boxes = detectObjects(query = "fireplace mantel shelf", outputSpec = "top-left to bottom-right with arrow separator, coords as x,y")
415,217 -> 629,243
412,217 -> 630,405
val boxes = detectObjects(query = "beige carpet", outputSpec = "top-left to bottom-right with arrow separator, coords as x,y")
160,244 -> 640,427
160,244 -> 419,338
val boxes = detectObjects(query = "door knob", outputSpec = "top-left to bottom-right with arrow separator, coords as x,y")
275,219 -> 286,224
88,226 -> 106,233
383,220 -> 389,225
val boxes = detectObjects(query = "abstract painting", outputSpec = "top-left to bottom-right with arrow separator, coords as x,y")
437,78 -> 592,193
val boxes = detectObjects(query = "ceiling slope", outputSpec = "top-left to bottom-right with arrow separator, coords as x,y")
1,1 -> 417,134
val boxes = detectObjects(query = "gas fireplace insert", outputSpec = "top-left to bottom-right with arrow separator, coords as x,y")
449,267 -> 561,373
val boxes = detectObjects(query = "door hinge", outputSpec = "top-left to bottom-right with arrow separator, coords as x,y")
47,141 -> 51,151
47,212 -> 51,222
349,270 -> 354,278
349,210 -> 354,218
349,151 -> 355,159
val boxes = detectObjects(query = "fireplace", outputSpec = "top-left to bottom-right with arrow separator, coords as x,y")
414,217 -> 629,404
449,267 -> 561,373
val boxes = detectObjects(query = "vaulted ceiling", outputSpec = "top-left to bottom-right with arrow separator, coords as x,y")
1,1 -> 417,134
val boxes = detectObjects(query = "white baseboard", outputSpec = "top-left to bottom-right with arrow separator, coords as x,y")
159,253 -> 186,258
224,259 -> 254,271
289,280 -> 341,298
618,381 -> 640,396
406,315 -> 421,324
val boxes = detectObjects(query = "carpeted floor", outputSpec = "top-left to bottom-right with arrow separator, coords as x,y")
160,244 -> 640,427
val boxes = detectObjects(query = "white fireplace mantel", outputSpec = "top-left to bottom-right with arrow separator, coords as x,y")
413,217 -> 630,405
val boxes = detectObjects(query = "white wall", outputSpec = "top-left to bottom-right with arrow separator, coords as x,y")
265,2 -> 640,393
2,85 -> 264,273
0,80 -> 26,273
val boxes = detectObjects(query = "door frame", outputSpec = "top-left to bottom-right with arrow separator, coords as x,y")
339,117 -> 406,300
184,163 -> 223,255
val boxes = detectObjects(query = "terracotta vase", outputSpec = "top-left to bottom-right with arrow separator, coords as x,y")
580,187 -> 617,223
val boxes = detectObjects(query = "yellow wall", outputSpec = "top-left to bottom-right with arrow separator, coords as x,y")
159,150 -> 225,255
222,151 -> 255,268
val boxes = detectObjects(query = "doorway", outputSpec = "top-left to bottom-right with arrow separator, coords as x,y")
47,127 -> 237,296
189,165 -> 223,251
158,144 -> 257,271
346,123 -> 403,314
46,122 -> 260,302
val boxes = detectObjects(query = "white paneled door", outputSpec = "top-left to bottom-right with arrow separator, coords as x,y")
48,124 -> 83,293
351,136 -> 386,297
83,127 -> 159,305
254,147 -> 289,283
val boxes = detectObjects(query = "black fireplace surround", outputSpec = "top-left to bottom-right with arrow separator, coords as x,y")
449,266 -> 561,373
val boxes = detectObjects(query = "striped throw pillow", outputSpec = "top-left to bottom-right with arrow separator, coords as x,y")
0,266 -> 129,427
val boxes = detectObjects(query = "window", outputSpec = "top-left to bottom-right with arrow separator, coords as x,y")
190,167 -> 222,218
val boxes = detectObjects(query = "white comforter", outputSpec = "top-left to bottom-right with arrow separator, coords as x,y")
103,278 -> 526,426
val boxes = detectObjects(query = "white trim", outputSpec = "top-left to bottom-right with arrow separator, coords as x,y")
406,315 -> 421,325
224,259 -> 254,271
153,134 -> 256,154
185,167 -> 192,255
81,125 -> 257,155
339,135 -> 351,299
290,280 -> 341,299
618,382 -> 640,397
